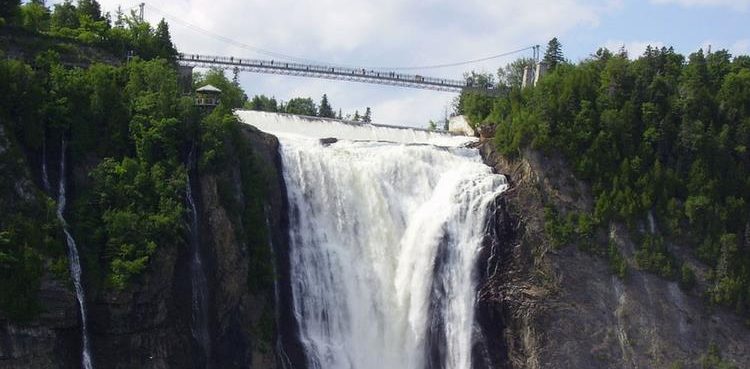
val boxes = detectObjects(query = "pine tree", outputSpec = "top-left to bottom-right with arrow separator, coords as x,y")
353,110 -> 361,122
114,5 -> 124,27
337,109 -> 342,120
154,18 -> 178,62
50,0 -> 79,30
77,0 -> 102,21
318,94 -> 335,118
543,37 -> 565,69
362,107 -> 372,123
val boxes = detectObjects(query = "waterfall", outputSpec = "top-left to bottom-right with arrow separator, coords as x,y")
186,145 -> 211,367
235,110 -> 475,147
42,138 -> 50,192
55,139 -> 94,369
240,111 -> 507,369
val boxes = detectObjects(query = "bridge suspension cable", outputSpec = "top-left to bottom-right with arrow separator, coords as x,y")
376,46 -> 537,70
143,3 -> 537,71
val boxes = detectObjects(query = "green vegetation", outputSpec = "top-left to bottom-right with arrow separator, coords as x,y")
1,54 -> 191,294
5,0 -> 177,62
460,39 -> 750,315
608,242 -> 628,279
79,58 -> 193,289
700,343 -> 738,369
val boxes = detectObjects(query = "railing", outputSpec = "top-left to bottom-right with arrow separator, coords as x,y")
195,97 -> 219,106
178,53 -> 499,94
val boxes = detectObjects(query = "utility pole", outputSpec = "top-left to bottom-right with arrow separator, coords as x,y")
139,3 -> 145,22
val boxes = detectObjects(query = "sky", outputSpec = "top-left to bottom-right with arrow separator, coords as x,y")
67,0 -> 750,127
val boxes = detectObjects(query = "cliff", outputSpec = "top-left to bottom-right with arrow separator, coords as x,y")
476,141 -> 750,369
0,123 -> 289,369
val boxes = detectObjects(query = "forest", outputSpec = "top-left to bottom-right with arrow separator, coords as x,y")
459,39 -> 750,317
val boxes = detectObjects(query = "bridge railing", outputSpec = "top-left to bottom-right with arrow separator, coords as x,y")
178,53 -> 475,89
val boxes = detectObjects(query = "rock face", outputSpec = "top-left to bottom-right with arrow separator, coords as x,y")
476,141 -> 750,369
0,282 -> 79,369
0,124 -> 80,369
84,124 -> 293,369
0,124 -> 293,369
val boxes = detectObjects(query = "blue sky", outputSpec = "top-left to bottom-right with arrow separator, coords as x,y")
84,0 -> 749,127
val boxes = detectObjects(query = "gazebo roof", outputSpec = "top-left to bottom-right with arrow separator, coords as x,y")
196,84 -> 222,94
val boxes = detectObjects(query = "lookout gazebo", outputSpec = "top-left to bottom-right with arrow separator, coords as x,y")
195,84 -> 222,109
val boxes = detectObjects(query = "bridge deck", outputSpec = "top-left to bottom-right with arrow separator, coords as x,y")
178,53 -> 497,94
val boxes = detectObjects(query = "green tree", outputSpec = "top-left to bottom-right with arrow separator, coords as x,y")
318,94 -> 335,118
543,37 -> 565,69
247,95 -> 278,112
498,57 -> 535,88
50,0 -> 79,30
362,107 -> 372,123
76,0 -> 103,22
285,97 -> 317,116
153,18 -> 178,62
19,0 -> 50,31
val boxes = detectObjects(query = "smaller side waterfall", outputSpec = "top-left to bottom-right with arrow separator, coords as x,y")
56,139 -> 94,369
41,139 -> 50,192
186,145 -> 211,367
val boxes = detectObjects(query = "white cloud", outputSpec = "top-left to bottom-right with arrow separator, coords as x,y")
651,0 -> 750,11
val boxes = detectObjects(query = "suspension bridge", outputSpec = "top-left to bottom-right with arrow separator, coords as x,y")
127,3 -> 541,95
177,53 -> 505,94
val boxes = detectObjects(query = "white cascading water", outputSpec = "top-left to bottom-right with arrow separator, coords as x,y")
56,139 -> 94,369
235,110 -> 474,147
41,139 -> 51,192
186,146 -> 211,367
238,111 -> 507,369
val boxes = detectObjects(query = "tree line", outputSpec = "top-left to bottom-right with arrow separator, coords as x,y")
2,0 -> 177,62
246,93 -> 373,122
